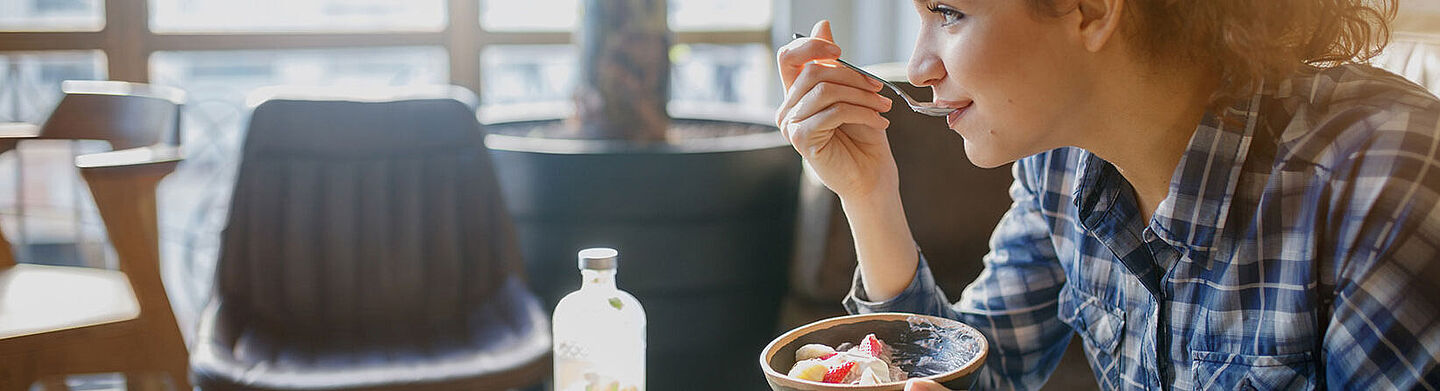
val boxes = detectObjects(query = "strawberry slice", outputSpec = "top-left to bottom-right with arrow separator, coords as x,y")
822,361 -> 856,383
856,334 -> 884,357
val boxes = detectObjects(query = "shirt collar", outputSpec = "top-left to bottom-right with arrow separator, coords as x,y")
1150,89 -> 1263,256
1071,87 -> 1263,258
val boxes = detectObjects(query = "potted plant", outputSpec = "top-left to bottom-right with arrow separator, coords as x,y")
482,1 -> 800,389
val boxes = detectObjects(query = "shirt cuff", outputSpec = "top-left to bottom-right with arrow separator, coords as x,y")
843,252 -> 946,314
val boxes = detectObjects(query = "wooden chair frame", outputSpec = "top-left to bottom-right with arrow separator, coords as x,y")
0,81 -> 188,391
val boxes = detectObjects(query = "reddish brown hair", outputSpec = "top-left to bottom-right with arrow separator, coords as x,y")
1033,0 -> 1397,105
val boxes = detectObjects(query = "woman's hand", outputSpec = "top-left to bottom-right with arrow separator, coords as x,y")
776,20 -> 897,202
904,379 -> 953,391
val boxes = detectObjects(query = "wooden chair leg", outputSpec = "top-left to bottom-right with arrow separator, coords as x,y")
0,378 -> 27,391
36,377 -> 67,391
0,355 -> 34,391
158,326 -> 191,391
125,372 -> 165,391
0,375 -> 31,391
166,358 -> 191,391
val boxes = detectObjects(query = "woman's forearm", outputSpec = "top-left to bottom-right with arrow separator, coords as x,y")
840,188 -> 920,302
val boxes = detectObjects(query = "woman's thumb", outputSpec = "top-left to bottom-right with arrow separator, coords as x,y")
810,19 -> 834,43
904,378 -> 951,391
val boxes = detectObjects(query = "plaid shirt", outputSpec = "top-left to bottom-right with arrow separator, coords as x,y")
845,64 -> 1440,390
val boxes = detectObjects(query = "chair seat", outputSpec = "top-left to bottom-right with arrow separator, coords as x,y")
190,277 -> 551,391
0,264 -> 141,340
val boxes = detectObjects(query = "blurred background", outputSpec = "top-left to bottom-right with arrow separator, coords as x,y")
0,1 -> 1437,390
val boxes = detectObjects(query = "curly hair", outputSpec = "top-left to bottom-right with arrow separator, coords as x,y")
1032,0 -> 1398,106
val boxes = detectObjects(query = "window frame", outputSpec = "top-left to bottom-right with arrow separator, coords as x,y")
0,0 -> 774,96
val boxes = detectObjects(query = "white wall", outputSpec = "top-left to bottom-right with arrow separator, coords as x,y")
774,0 -> 916,66
1401,0 -> 1440,13
1394,0 -> 1440,34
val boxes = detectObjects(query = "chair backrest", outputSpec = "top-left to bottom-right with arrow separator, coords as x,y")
39,80 -> 185,149
0,81 -> 183,269
217,85 -> 525,337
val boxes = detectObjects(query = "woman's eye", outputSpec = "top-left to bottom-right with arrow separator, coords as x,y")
927,5 -> 966,26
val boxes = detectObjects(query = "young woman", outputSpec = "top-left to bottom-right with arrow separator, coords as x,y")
776,0 -> 1439,389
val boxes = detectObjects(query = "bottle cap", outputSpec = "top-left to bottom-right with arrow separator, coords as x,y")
578,247 -> 618,270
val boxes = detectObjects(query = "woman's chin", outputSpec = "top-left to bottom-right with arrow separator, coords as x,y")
960,139 -> 1012,169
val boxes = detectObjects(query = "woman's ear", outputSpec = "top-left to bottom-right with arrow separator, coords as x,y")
1075,0 -> 1126,53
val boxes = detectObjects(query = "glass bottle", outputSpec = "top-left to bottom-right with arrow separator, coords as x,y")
552,248 -> 646,391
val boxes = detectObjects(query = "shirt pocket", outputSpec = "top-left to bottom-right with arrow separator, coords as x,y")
1057,285 -> 1124,353
1190,350 -> 1315,391
1057,286 -> 1125,386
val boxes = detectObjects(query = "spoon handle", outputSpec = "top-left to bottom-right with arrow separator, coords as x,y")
791,33 -> 908,98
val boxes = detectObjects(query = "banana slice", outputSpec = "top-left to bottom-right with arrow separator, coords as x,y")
794,344 -> 837,361
787,360 -> 828,382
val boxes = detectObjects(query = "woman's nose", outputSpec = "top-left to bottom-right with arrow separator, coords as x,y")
907,45 -> 944,88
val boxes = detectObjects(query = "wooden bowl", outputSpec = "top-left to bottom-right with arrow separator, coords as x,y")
760,313 -> 987,391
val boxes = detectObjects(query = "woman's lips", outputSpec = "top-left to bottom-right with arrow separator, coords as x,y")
942,101 -> 972,129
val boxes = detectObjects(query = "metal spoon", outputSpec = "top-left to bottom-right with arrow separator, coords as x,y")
792,33 -> 956,117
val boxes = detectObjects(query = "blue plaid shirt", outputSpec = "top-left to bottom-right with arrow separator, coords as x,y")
845,64 -> 1440,390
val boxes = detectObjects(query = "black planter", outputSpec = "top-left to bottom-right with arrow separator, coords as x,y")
485,118 -> 802,391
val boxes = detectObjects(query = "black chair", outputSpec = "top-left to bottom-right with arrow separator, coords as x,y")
188,86 -> 550,390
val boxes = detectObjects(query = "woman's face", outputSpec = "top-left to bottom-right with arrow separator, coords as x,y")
908,0 -> 1094,168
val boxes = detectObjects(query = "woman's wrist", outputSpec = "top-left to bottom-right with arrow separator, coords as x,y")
837,186 -> 919,301
836,180 -> 902,213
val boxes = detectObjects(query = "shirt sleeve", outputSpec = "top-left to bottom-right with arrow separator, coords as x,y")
1323,108 -> 1440,389
843,159 -> 1073,391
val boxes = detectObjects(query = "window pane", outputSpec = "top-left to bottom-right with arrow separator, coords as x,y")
670,43 -> 773,109
480,44 -> 575,108
480,0 -> 577,32
150,0 -> 446,33
0,51 -> 107,268
0,51 -> 106,123
149,46 -> 447,318
0,0 -> 103,31
669,0 -> 771,31
480,0 -> 772,32
480,43 -> 776,121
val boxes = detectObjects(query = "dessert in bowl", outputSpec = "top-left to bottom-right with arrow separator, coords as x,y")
760,313 -> 988,391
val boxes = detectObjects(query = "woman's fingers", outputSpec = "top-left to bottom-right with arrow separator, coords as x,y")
785,102 -> 891,157
811,19 -> 834,42
787,80 -> 891,124
777,41 -> 838,90
778,20 -> 841,89
904,379 -> 952,391
773,20 -> 892,162
776,62 -> 885,119
775,62 -> 885,129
